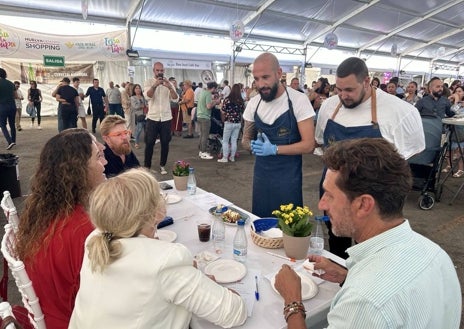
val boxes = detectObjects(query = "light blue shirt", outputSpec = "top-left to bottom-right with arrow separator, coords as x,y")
327,220 -> 461,329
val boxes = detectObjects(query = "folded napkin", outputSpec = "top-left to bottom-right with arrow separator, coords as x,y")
157,216 -> 174,229
261,227 -> 283,238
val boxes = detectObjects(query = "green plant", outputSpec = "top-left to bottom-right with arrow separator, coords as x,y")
272,203 -> 313,237
172,160 -> 190,176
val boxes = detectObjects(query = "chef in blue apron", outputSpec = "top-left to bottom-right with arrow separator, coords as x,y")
321,89 -> 381,258
242,52 -> 315,218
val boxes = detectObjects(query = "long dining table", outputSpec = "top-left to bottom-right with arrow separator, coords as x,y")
160,180 -> 345,329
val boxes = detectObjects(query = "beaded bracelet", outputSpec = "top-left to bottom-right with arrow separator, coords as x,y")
283,301 -> 306,322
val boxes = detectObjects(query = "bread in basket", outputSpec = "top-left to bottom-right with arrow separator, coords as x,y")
250,218 -> 283,249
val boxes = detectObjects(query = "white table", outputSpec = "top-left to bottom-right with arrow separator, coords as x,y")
442,117 -> 464,204
161,180 -> 343,329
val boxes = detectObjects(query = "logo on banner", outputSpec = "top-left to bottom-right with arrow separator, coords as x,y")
101,36 -> 125,58
65,41 -> 97,50
0,27 -> 20,56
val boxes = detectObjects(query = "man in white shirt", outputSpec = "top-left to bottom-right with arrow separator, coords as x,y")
194,82 -> 203,105
143,62 -> 178,175
220,80 -> 231,98
275,138 -> 461,329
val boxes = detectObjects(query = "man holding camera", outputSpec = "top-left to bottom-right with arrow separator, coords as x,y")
143,62 -> 179,175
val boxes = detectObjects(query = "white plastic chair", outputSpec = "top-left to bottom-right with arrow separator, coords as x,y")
1,224 -> 46,329
1,191 -> 19,233
0,301 -> 18,329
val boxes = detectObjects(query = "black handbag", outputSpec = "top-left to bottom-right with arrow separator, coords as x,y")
187,107 -> 193,116
87,104 -> 92,115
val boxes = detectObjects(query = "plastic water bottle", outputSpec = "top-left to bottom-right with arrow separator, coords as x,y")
310,216 -> 327,255
187,167 -> 196,195
233,219 -> 247,262
212,216 -> 225,254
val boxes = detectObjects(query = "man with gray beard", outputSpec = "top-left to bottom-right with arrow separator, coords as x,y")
100,115 -> 140,177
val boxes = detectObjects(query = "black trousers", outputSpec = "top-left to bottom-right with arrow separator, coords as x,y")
60,106 -> 78,130
91,103 -> 105,132
144,118 -> 172,169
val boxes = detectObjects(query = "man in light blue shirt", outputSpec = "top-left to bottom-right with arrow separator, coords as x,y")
275,138 -> 461,329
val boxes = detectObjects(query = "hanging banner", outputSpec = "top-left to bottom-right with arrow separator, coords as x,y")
160,59 -> 212,70
1,61 -> 94,85
0,23 -> 127,61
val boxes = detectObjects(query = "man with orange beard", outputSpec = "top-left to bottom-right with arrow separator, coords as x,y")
100,115 -> 140,177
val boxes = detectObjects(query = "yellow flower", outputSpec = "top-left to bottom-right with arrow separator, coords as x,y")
285,220 -> 289,225
280,205 -> 285,211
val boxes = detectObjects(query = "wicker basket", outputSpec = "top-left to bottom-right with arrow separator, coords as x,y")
250,218 -> 283,249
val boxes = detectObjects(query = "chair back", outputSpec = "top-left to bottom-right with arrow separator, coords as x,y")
1,192 -> 19,233
1,225 -> 46,329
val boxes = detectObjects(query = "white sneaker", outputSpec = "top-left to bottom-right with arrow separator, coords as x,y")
200,152 -> 213,160
199,151 -> 203,157
37,125 -> 42,130
160,167 -> 168,175
30,123 -> 34,128
229,157 -> 235,162
217,158 -> 228,163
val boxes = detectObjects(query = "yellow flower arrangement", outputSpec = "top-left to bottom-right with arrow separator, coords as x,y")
272,203 -> 313,237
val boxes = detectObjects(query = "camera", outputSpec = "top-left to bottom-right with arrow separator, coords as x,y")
157,73 -> 164,80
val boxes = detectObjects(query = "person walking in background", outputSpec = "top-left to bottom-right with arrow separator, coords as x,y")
179,79 -> 195,138
196,81 -> 221,160
130,84 -> 147,149
242,52 -> 315,218
13,81 -> 23,131
85,78 -> 108,133
106,81 -> 123,117
143,62 -> 178,175
55,77 -> 79,130
72,77 -> 88,129
27,80 -> 42,129
219,83 -> 244,163
121,82 -> 132,131
16,129 -> 107,329
0,68 -> 17,150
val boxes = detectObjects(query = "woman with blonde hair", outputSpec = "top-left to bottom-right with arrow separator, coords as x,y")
16,128 -> 107,329
70,168 -> 247,328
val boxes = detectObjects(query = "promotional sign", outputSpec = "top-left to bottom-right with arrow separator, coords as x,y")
0,23 -> 127,61
43,55 -> 65,67
160,59 -> 212,70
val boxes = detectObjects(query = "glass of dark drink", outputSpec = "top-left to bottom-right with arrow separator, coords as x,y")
197,222 -> 211,242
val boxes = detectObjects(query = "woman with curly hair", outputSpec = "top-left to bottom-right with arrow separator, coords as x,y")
69,168 -> 247,328
16,128 -> 107,329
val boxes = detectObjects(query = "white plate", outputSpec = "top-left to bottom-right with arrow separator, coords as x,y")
270,272 -> 318,300
166,194 -> 182,204
204,259 -> 247,283
156,230 -> 177,242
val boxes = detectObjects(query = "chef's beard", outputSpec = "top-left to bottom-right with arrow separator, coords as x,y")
259,82 -> 279,102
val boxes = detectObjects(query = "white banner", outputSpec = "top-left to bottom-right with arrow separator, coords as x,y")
159,59 -> 212,70
0,23 -> 127,62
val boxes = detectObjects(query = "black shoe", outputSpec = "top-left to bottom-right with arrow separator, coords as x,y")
6,142 -> 15,150
183,134 -> 194,139
92,129 -> 96,133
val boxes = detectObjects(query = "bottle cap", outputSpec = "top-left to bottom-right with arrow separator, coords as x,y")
237,219 -> 245,226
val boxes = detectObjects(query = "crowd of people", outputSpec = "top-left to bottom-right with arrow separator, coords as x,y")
0,52 -> 462,328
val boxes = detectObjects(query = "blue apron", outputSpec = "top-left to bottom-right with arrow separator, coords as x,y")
252,88 -> 302,218
321,88 -> 381,258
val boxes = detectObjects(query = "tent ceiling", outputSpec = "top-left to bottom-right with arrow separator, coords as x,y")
2,0 -> 464,66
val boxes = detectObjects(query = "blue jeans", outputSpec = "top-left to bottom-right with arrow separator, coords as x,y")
0,102 -> 16,145
222,122 -> 241,159
135,120 -> 145,144
109,104 -> 124,117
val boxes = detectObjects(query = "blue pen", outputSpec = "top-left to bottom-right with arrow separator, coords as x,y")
254,275 -> 260,301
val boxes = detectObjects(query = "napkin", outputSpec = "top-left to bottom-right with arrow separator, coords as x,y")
302,259 -> 325,276
261,227 -> 283,238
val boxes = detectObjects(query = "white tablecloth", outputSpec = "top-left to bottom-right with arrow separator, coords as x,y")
161,180 -> 343,329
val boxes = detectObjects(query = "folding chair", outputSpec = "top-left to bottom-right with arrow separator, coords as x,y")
1,224 -> 46,329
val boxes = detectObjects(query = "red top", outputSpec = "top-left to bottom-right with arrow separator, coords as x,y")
25,205 -> 94,329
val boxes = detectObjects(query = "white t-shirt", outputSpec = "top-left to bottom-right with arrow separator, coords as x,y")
243,87 -> 315,124
221,85 -> 231,98
315,88 -> 425,159
194,87 -> 203,103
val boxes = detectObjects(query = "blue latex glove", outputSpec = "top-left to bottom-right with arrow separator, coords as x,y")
251,132 -> 277,156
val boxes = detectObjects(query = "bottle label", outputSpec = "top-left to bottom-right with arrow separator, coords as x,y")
233,249 -> 247,256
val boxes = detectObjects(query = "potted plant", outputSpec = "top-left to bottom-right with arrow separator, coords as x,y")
272,203 -> 313,259
172,160 -> 190,191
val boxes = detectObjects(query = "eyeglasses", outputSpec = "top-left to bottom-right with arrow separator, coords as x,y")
106,130 -> 131,138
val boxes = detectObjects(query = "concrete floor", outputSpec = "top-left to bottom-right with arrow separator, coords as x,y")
1,116 -> 463,327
